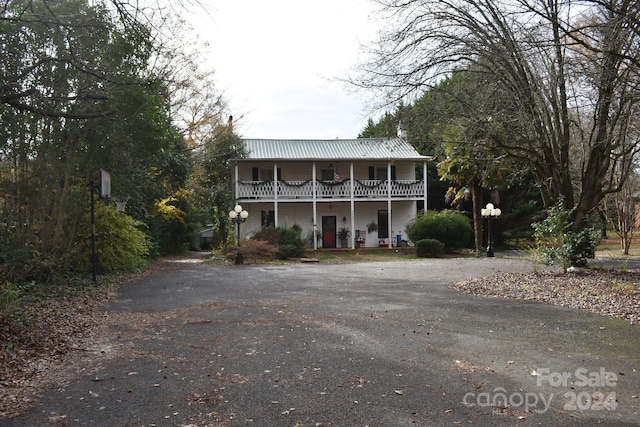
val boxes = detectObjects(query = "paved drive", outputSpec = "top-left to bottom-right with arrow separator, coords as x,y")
4,257 -> 640,426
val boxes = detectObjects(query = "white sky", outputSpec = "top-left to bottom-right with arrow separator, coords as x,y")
187,0 -> 380,139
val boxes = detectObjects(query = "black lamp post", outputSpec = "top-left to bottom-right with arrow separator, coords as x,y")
229,204 -> 249,264
481,203 -> 501,257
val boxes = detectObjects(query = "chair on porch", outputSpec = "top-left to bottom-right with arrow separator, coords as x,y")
355,230 -> 366,248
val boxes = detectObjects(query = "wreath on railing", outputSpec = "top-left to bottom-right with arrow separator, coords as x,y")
241,179 -> 348,188
238,180 -> 273,187
317,179 -> 346,187
280,179 -> 313,188
239,179 -> 420,189
353,179 -> 385,189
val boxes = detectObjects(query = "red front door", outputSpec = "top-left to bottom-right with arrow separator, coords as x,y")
322,216 -> 336,248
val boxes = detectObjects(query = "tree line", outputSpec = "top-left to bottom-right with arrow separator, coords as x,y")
353,0 -> 640,261
0,0 -> 239,282
3,0 -> 639,284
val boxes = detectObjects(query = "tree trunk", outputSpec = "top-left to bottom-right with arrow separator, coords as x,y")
471,178 -> 483,255
570,8 -> 621,260
622,231 -> 631,256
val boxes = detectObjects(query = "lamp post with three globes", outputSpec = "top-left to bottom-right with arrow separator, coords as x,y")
481,203 -> 501,257
228,204 -> 249,264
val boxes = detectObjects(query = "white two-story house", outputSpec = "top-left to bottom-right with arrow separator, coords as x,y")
231,130 -> 431,250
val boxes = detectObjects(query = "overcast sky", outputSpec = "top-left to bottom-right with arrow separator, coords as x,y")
187,0 -> 380,140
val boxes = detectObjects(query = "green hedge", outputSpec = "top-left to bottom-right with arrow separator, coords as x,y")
416,239 -> 445,258
406,210 -> 472,250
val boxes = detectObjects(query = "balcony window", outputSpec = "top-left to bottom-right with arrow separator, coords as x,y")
251,167 -> 281,181
369,166 -> 396,180
321,169 -> 334,181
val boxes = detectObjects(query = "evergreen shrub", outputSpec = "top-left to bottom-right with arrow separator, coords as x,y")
416,239 -> 445,258
406,210 -> 472,250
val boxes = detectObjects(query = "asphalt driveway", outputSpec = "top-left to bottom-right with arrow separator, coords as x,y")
4,257 -> 639,426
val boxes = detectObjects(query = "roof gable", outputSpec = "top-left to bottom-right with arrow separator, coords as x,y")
238,138 -> 430,161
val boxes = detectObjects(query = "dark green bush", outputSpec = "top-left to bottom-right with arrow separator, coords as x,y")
251,226 -> 305,258
531,202 -> 600,271
416,239 -> 445,258
406,210 -> 472,250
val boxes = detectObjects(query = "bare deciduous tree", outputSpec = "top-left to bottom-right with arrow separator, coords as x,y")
353,0 -> 640,261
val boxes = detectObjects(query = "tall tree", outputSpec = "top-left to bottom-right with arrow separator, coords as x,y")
354,0 -> 640,262
0,0 -> 152,119
194,118 -> 246,248
0,0 -> 189,279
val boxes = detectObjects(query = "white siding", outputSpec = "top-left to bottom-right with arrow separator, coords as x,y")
239,200 -> 418,248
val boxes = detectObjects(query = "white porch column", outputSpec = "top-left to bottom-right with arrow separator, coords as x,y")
273,162 -> 279,227
387,160 -> 392,248
312,162 -> 318,250
423,160 -> 428,212
350,161 -> 355,249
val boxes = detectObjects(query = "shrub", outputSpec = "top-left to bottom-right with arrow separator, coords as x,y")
69,202 -> 152,273
406,210 -> 472,250
278,244 -> 302,259
226,239 -> 278,263
252,226 -> 305,259
416,239 -> 445,258
153,197 -> 189,255
252,226 -> 279,245
0,209 -> 33,283
531,202 -> 600,272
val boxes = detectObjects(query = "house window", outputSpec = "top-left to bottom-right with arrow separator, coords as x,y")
377,210 -> 389,238
252,168 -> 281,181
261,168 -> 274,181
369,166 -> 397,181
261,210 -> 275,227
321,169 -> 334,181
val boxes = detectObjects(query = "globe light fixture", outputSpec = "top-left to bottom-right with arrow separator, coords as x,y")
229,204 -> 249,264
481,203 -> 502,257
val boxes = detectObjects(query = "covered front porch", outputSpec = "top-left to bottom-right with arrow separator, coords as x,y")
235,200 -> 419,250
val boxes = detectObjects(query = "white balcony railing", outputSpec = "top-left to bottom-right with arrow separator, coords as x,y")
237,179 -> 425,200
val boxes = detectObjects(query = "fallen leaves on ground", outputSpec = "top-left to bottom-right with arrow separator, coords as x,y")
0,282 -> 118,418
0,259 -> 181,419
2,259 -> 638,419
451,268 -> 640,324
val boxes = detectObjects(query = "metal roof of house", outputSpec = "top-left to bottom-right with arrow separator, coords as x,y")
237,138 -> 431,161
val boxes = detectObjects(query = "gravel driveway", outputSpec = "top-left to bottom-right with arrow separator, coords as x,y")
4,257 -> 639,426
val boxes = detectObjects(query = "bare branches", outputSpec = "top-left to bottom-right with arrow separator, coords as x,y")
354,0 -> 640,231
0,0 -> 212,121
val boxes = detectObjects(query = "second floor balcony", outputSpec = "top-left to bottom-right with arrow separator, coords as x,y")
236,178 -> 426,201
